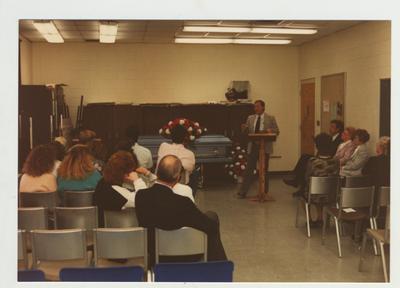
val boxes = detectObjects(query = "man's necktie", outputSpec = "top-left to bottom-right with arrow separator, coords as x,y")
255,116 -> 261,133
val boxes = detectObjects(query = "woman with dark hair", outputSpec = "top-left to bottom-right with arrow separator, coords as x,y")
94,151 -> 147,226
19,145 -> 57,193
57,144 -> 102,197
340,129 -> 370,176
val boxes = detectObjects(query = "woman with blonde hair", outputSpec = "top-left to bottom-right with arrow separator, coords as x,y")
57,144 -> 102,197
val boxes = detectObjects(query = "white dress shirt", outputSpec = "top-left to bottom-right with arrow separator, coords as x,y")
113,178 -> 147,209
132,143 -> 153,169
253,114 -> 264,132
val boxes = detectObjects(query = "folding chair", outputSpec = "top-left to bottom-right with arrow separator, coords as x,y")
59,266 -> 144,282
154,261 -> 234,282
18,230 -> 28,270
103,208 -> 138,228
18,270 -> 45,282
295,176 -> 340,237
322,186 -> 374,257
359,202 -> 390,282
63,190 -> 95,207
342,175 -> 371,188
31,229 -> 89,280
93,227 -> 147,272
155,227 -> 207,264
18,207 -> 49,251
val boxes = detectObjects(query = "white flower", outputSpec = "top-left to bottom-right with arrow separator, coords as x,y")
204,128 -> 208,132
194,122 -> 200,127
159,128 -> 163,134
240,165 -> 246,170
168,121 -> 173,126
238,155 -> 243,159
165,128 -> 170,135
189,135 -> 195,141
187,127 -> 193,132
179,119 -> 185,125
230,164 -> 234,168
236,146 -> 241,150
228,171 -> 233,175
197,129 -> 202,134
253,170 -> 257,174
233,174 -> 238,179
235,162 -> 240,166
231,151 -> 235,154
224,164 -> 228,168
241,149 -> 246,153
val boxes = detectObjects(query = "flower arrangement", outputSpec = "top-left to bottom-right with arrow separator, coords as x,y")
225,143 -> 257,182
159,118 -> 207,142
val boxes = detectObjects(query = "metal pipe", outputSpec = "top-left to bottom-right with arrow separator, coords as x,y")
60,114 -> 63,136
29,117 -> 33,150
50,115 -> 53,141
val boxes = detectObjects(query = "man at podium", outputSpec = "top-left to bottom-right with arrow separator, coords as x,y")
237,100 -> 280,200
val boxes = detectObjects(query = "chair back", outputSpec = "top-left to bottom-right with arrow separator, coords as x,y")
18,270 -> 46,282
103,208 -> 138,228
339,187 -> 375,213
93,227 -> 147,269
55,207 -> 98,230
343,176 -> 371,188
18,207 -> 48,231
18,230 -> 28,269
154,261 -> 234,282
31,229 -> 88,268
309,176 -> 340,201
19,192 -> 58,209
384,203 -> 390,242
60,266 -> 144,282
376,186 -> 390,219
155,227 -> 207,263
63,190 -> 94,207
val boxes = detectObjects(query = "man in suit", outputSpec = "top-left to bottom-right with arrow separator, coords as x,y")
237,100 -> 280,200
135,155 -> 227,266
329,119 -> 344,157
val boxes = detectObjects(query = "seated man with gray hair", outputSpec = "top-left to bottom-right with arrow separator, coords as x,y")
135,155 -> 227,265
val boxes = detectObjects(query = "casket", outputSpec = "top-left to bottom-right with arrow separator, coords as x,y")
137,134 -> 233,164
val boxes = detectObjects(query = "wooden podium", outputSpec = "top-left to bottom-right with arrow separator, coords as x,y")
248,133 -> 277,202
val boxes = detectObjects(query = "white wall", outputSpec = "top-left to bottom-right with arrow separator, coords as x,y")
19,37 -> 32,84
30,43 -> 300,171
299,21 -> 391,152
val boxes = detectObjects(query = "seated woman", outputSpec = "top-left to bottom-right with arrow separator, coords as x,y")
334,126 -> 357,166
362,136 -> 390,187
19,145 -> 57,193
78,129 -> 107,172
57,144 -> 102,198
94,151 -> 147,227
340,129 -> 370,177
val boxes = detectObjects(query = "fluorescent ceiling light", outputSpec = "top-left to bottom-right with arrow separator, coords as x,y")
251,28 -> 317,34
175,38 -> 291,45
183,26 -> 251,33
99,22 -> 118,43
175,38 -> 233,44
183,25 -> 317,35
233,39 -> 291,44
33,21 -> 64,43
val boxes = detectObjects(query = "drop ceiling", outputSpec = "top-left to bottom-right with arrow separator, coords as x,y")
19,20 -> 363,46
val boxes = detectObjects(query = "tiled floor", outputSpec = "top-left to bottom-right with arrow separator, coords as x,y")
195,176 -> 386,282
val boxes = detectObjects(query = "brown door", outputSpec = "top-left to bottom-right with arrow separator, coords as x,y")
321,73 -> 345,133
300,79 -> 315,155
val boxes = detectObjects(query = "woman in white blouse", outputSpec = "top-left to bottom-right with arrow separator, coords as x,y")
334,126 -> 357,166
